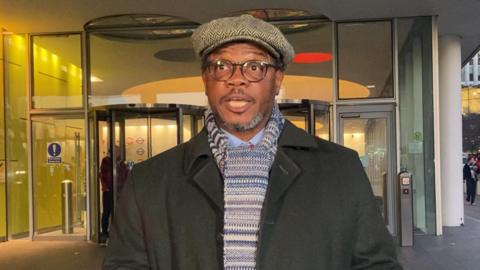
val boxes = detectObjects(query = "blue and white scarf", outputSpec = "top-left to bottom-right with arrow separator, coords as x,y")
205,103 -> 284,270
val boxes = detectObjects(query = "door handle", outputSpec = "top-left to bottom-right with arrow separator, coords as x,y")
341,114 -> 360,118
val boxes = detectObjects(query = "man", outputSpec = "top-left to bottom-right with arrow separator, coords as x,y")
104,15 -> 402,269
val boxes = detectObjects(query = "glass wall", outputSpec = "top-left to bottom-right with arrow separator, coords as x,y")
462,86 -> 480,114
4,34 -> 30,238
461,86 -> 480,153
338,21 -> 393,99
32,34 -> 83,109
32,117 -> 86,236
281,21 -> 333,102
89,34 -> 204,107
397,17 -> 436,234
88,21 -> 334,108
0,31 -> 6,240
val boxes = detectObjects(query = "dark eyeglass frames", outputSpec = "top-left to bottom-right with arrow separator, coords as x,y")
204,60 -> 278,82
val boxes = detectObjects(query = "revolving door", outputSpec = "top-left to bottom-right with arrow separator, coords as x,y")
279,99 -> 331,140
88,104 -> 205,241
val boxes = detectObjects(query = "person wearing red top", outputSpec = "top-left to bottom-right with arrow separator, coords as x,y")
99,154 -> 114,244
99,148 -> 130,244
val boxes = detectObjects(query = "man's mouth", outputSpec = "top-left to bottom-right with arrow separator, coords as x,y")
222,97 -> 254,113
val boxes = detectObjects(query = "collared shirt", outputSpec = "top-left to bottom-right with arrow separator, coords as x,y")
222,128 -> 265,148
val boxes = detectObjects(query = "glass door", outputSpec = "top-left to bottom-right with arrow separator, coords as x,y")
337,106 -> 396,235
32,116 -> 86,239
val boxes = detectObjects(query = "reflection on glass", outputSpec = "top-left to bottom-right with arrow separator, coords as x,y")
5,34 -> 29,238
151,117 -> 177,156
32,118 -> 86,236
398,17 -> 436,234
124,118 -> 149,163
461,87 -> 480,114
32,35 -> 82,109
183,115 -> 192,142
338,21 -> 393,99
285,115 -> 306,130
342,118 -> 388,222
315,110 -> 329,140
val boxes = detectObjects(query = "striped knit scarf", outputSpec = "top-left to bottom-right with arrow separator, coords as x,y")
205,103 -> 284,270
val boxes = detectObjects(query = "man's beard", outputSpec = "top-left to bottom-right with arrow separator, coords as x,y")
218,112 -> 264,132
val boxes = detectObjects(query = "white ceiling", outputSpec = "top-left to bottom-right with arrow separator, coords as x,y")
1,0 -> 480,63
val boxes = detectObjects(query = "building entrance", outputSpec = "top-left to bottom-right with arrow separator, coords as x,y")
88,104 -> 205,241
337,104 -> 397,235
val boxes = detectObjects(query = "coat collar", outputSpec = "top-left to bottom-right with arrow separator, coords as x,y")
183,120 -> 318,210
184,119 -> 318,173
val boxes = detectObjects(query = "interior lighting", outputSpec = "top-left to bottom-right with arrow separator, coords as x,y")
293,52 -> 332,63
91,75 -> 103,82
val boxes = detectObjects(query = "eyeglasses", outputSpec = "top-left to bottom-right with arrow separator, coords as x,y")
204,59 -> 278,82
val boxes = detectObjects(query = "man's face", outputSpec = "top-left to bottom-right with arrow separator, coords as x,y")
202,42 -> 284,140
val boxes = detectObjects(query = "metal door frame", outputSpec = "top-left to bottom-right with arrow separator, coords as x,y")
336,104 -> 397,236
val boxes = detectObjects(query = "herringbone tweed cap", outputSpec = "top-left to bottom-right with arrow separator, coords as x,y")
192,14 -> 295,67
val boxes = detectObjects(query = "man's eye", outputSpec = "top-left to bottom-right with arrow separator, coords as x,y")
247,62 -> 262,71
215,63 -> 227,70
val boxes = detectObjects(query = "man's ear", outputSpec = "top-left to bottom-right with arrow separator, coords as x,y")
274,70 -> 284,95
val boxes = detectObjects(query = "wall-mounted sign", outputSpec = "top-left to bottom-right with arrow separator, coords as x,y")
136,148 -> 145,156
47,142 -> 62,163
126,137 -> 134,145
136,137 -> 145,144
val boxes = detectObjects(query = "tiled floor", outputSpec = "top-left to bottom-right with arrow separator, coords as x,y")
1,203 -> 480,270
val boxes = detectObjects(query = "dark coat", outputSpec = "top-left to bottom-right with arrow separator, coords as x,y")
103,121 -> 402,270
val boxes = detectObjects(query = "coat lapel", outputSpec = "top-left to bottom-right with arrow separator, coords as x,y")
184,129 -> 224,211
192,159 -> 224,211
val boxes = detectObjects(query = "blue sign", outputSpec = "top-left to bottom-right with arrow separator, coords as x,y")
47,142 -> 62,163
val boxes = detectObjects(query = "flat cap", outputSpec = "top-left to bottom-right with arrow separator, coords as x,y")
192,14 -> 295,67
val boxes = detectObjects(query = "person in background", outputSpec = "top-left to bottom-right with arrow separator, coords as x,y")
99,150 -> 113,245
99,146 -> 129,245
465,155 -> 477,205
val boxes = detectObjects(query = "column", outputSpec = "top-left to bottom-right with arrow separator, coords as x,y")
439,35 -> 464,226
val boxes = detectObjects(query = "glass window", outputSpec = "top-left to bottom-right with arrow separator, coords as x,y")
32,34 -> 83,109
89,32 -> 205,107
281,21 -> 333,102
397,17 -> 436,234
4,34 -> 30,238
338,21 -> 393,99
32,117 -> 86,237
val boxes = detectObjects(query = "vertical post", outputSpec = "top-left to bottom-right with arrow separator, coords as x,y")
61,180 -> 73,234
438,35 -> 463,227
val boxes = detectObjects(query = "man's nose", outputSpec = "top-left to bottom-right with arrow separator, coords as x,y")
227,66 -> 248,86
